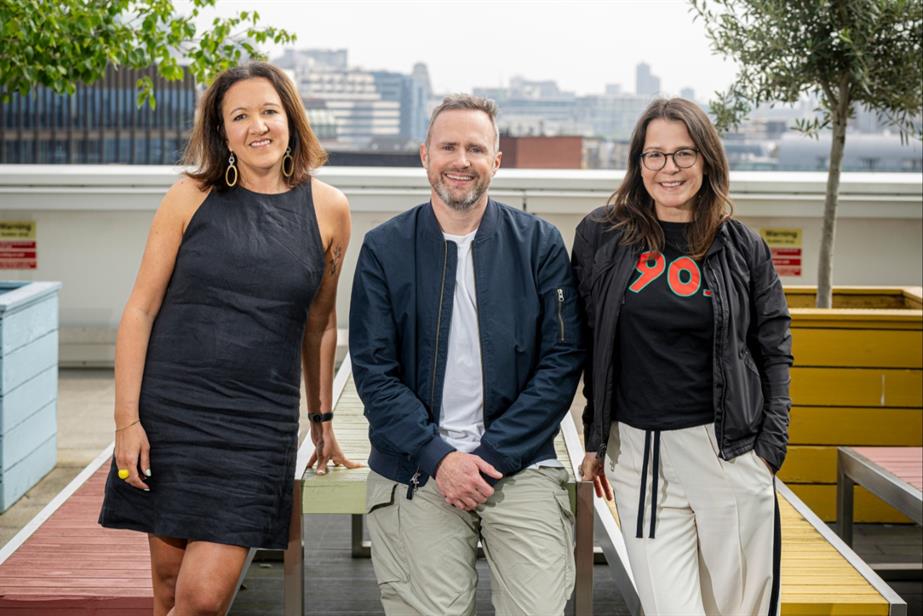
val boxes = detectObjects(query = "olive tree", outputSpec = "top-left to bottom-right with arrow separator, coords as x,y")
0,0 -> 296,107
693,0 -> 922,307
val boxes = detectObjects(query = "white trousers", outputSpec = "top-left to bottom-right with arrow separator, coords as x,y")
606,422 -> 780,616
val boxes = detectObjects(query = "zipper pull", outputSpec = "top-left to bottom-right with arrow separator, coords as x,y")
557,288 -> 565,303
406,470 -> 421,500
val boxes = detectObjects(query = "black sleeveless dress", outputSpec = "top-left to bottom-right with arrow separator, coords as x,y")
99,181 -> 325,549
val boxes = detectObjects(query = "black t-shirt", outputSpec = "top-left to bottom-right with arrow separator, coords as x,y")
615,220 -> 715,430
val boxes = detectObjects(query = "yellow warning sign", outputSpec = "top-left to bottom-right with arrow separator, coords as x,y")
0,221 -> 37,269
0,221 -> 36,240
760,228 -> 801,247
760,227 -> 802,277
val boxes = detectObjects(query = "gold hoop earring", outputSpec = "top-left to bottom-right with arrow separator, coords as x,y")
225,152 -> 238,187
281,147 -> 294,178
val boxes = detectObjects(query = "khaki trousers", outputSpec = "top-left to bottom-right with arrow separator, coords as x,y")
366,467 -> 576,616
606,422 -> 779,616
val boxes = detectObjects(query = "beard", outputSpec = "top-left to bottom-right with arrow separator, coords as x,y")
429,169 -> 490,211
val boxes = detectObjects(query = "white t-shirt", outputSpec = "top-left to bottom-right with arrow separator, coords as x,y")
439,229 -> 562,470
440,230 -> 484,453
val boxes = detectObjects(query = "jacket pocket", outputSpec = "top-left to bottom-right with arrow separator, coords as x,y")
547,286 -> 578,344
741,346 -> 760,375
726,347 -> 764,434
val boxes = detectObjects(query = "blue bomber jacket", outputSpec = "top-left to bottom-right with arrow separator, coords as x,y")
349,199 -> 585,491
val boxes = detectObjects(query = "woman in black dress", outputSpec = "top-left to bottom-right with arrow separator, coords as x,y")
574,98 -> 792,615
99,62 -> 358,615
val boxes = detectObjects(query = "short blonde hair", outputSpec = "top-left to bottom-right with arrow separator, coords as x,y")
425,94 -> 499,150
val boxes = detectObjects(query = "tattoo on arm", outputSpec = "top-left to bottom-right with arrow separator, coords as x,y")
329,245 -> 342,277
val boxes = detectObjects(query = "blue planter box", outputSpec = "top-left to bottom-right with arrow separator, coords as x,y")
0,281 -> 61,512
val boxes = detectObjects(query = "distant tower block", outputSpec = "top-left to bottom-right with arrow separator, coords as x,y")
636,62 -> 661,96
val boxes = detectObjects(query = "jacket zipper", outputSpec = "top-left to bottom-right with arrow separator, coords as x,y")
406,470 -> 421,500
429,240 -> 449,410
472,243 -> 488,429
707,260 -> 729,459
413,240 -> 449,501
597,248 -> 640,458
556,288 -> 566,342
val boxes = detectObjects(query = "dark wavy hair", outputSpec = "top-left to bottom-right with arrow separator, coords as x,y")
605,98 -> 732,259
183,62 -> 327,191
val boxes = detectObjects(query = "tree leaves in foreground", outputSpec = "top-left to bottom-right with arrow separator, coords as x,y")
692,0 -> 922,307
0,0 -> 296,108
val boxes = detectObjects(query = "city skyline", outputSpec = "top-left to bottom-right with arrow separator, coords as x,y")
183,0 -> 739,100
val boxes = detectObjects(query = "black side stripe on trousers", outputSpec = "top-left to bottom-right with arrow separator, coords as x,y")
768,476 -> 782,616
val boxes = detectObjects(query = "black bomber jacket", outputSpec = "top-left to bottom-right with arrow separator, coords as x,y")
350,200 -> 585,490
571,207 -> 793,472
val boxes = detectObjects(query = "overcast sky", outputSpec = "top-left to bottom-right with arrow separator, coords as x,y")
189,0 -> 739,100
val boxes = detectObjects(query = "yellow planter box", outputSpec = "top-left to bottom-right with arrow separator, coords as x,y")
779,286 -> 922,523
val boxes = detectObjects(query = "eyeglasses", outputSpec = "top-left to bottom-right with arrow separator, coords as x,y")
640,148 -> 699,171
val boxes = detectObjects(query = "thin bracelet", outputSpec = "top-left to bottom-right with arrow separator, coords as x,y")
115,419 -> 140,432
308,412 -> 334,423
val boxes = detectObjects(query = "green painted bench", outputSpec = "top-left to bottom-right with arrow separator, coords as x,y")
281,355 -> 597,615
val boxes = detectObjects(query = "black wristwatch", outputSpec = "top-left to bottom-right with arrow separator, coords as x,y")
309,412 -> 334,423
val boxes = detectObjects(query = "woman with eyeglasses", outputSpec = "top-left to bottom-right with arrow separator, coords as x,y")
572,98 -> 792,615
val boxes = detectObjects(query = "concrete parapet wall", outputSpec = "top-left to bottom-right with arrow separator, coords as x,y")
0,165 -> 920,365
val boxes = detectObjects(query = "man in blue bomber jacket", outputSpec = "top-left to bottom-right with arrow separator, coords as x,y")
349,94 -> 585,616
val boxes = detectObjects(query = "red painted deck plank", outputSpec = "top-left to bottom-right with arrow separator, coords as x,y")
0,463 -> 152,609
853,447 -> 923,490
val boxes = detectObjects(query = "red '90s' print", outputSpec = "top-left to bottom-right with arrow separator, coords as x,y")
629,251 -> 707,297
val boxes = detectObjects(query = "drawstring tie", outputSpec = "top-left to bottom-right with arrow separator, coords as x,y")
635,429 -> 661,539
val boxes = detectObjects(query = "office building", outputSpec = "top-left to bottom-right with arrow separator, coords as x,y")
371,64 -> 432,144
0,65 -> 196,164
277,48 -> 430,147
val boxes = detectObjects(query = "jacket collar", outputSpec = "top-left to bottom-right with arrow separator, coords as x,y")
420,197 -> 500,243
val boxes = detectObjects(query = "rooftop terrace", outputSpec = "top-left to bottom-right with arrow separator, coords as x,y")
0,368 -> 919,614
0,166 -> 920,612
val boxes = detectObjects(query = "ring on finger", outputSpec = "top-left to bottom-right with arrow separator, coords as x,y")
117,469 -> 130,480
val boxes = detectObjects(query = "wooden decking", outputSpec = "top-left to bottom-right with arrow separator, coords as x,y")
0,446 -> 152,614
779,490 -> 891,615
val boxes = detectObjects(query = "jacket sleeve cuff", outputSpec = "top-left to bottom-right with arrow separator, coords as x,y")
753,438 -> 783,474
584,429 -> 602,454
471,441 -> 514,486
417,436 -> 456,478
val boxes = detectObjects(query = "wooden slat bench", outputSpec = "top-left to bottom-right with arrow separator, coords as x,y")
0,445 -> 153,614
776,481 -> 906,615
837,446 -> 923,554
283,355 -> 596,616
0,403 -> 320,615
580,432 -> 910,614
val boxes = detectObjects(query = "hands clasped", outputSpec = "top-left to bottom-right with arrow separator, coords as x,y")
435,451 -> 503,511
